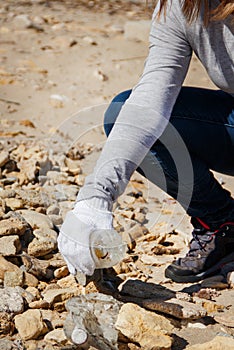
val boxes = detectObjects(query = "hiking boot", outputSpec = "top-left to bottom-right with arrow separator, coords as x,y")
165,217 -> 234,283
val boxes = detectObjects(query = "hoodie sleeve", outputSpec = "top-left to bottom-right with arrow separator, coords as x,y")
77,0 -> 192,210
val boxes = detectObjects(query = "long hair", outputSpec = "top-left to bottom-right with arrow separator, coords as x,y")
154,0 -> 234,24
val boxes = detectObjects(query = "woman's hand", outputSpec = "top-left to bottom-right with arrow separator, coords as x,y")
57,200 -> 113,276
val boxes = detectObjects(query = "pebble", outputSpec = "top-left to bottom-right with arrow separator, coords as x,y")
0,235 -> 21,255
4,270 -> 24,287
0,287 -> 24,314
115,303 -> 173,350
14,309 -> 47,340
44,328 -> 67,345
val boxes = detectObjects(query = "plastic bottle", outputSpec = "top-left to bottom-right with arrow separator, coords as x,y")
89,228 -> 127,269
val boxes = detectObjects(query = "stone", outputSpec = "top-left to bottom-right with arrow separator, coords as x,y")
21,253 -> 50,279
0,312 -> 14,336
16,190 -> 51,208
24,272 -> 39,287
54,266 -> 69,279
0,235 -> 21,255
143,298 -> 207,320
64,293 -> 122,349
4,198 -> 24,210
28,235 -> 57,257
227,271 -> 234,288
0,151 -> 9,168
0,255 -> 20,280
115,303 -> 173,350
41,310 -> 67,329
4,270 -> 24,287
12,14 -> 32,29
214,308 -> 234,328
57,275 -> 78,289
44,329 -> 67,345
193,297 -> 225,314
0,287 -> 24,314
185,335 -> 234,349
46,204 -> 60,216
48,214 -> 63,225
26,287 -> 41,300
17,210 -> 54,230
201,276 -> 229,289
42,288 -> 79,307
14,309 -> 47,340
0,215 -> 30,236
29,300 -> 50,309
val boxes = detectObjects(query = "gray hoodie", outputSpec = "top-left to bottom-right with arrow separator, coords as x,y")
77,0 -> 234,211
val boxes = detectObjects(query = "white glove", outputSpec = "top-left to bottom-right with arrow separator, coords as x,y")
57,200 -> 113,276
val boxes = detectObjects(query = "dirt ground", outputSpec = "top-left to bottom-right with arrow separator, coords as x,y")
1,1 -> 234,348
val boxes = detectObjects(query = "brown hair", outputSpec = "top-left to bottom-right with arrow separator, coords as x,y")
154,0 -> 234,24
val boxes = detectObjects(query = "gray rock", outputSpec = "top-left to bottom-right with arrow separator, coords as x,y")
64,293 -> 123,349
46,204 -> 60,216
48,214 -> 63,226
0,287 -> 24,314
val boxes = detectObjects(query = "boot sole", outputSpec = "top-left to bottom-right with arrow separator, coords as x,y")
165,251 -> 234,283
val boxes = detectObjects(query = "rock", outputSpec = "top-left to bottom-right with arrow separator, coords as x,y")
4,198 -> 24,210
4,270 -> 24,287
24,272 -> 39,288
192,297 -> 225,314
17,210 -> 54,230
0,215 -> 30,236
26,287 -> 41,300
185,335 -> 234,349
44,329 -> 67,345
115,303 -> 173,350
16,189 -> 51,208
48,214 -> 63,226
50,94 -> 68,108
64,157 -> 81,176
227,271 -> 234,288
0,312 -> 14,336
57,275 -> 78,289
0,151 -> 9,168
0,234 -> 21,255
42,288 -> 79,307
21,253 -> 51,279
143,298 -> 207,320
29,300 -> 50,309
0,255 -> 20,280
12,14 -> 32,29
201,276 -> 229,289
46,204 -> 60,216
54,266 -> 69,279
41,309 -> 66,329
28,235 -> 57,257
118,279 -> 175,300
14,309 -> 47,340
214,308 -> 234,328
124,20 -> 151,42
64,293 -> 122,349
0,287 -> 24,314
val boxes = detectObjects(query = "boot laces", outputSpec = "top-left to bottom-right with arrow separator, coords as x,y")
187,228 -> 214,257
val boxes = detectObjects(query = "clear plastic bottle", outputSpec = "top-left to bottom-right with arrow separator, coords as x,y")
89,228 -> 127,269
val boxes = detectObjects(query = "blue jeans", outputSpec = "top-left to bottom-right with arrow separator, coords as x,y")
104,87 -> 234,229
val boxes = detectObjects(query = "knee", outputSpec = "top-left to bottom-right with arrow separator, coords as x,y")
103,90 -> 132,137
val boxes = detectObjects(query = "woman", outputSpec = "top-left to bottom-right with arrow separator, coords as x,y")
58,0 -> 234,283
